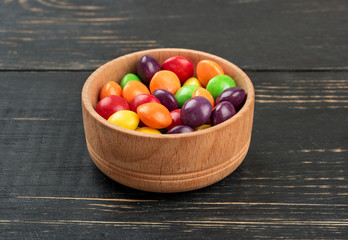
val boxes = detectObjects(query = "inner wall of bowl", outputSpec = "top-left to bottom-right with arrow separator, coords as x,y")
88,49 -> 251,109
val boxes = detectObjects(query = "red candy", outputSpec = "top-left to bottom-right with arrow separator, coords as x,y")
166,109 -> 182,130
130,94 -> 160,112
161,56 -> 194,83
95,95 -> 130,119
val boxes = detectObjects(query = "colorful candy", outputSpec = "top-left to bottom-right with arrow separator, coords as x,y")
152,89 -> 179,111
130,94 -> 160,112
137,102 -> 172,129
99,81 -> 122,100
120,73 -> 141,89
167,125 -> 194,134
96,95 -> 130,120
175,85 -> 199,108
196,60 -> 224,87
135,127 -> 161,134
211,101 -> 236,126
137,55 -> 161,85
206,75 -> 236,100
161,56 -> 194,83
183,77 -> 202,87
192,87 -> 214,108
95,55 -> 247,134
195,124 -> 211,131
166,109 -> 182,130
108,110 -> 139,130
149,70 -> 181,95
216,87 -> 246,112
122,80 -> 150,104
180,96 -> 212,128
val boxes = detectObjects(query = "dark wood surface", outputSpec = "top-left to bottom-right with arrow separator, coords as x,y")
1,1 -> 347,239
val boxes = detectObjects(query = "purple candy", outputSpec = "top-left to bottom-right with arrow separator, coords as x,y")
167,125 -> 194,134
211,101 -> 236,126
180,96 -> 212,128
153,89 -> 179,111
215,87 -> 246,112
137,55 -> 161,85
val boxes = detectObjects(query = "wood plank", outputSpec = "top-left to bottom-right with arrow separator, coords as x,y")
0,0 -> 347,70
0,71 -> 347,239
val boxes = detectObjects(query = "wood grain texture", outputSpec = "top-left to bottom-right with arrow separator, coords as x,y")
1,71 -> 347,239
0,0 -> 347,71
82,49 -> 255,193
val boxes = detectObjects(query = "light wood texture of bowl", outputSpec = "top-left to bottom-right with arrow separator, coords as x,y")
82,48 -> 254,193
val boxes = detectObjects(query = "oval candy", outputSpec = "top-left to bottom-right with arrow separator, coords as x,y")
108,110 -> 139,130
137,102 -> 172,129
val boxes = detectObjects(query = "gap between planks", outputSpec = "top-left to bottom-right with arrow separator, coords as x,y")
0,219 -> 348,227
16,196 -> 348,207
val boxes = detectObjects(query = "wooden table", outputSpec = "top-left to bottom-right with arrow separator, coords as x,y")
1,1 -> 347,239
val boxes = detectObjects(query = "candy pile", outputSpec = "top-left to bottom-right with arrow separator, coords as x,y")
95,55 -> 246,134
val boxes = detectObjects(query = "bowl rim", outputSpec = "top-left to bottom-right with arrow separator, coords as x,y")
82,48 -> 254,139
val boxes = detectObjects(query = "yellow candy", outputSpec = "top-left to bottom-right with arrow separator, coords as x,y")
108,110 -> 139,130
183,77 -> 202,87
135,127 -> 161,134
195,124 -> 211,131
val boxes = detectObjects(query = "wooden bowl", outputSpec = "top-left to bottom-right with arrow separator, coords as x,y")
82,48 -> 254,193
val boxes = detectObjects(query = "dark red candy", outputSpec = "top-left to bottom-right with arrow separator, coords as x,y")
152,89 -> 179,111
95,95 -> 130,120
137,55 -> 161,85
180,96 -> 212,128
167,125 -> 194,134
215,87 -> 246,112
210,101 -> 236,126
130,94 -> 160,112
166,109 -> 182,130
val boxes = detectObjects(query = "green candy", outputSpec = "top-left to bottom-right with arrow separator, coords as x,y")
120,73 -> 141,89
206,75 -> 236,100
175,85 -> 199,108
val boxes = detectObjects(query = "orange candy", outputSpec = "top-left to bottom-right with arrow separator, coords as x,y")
192,87 -> 215,107
122,81 -> 150,104
99,81 -> 122,100
196,60 -> 224,87
149,70 -> 181,95
137,102 -> 172,129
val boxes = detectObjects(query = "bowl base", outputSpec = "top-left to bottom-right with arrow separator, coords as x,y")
87,139 -> 250,193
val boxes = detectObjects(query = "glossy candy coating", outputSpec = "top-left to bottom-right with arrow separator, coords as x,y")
167,125 -> 194,134
192,87 -> 215,108
216,87 -> 246,112
99,81 -> 122,100
137,102 -> 172,129
120,73 -> 141,89
210,101 -> 236,126
166,109 -> 182,130
137,55 -> 161,85
95,95 -> 130,120
149,70 -> 181,95
107,110 -> 139,130
206,75 -> 236,100
152,89 -> 179,111
122,80 -> 150,104
194,124 -> 211,131
161,56 -> 194,83
183,77 -> 202,87
130,94 -> 160,112
180,96 -> 212,128
196,60 -> 224,87
135,127 -> 161,134
175,85 -> 199,108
